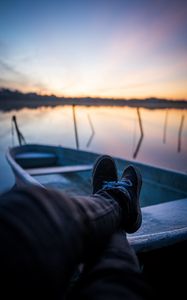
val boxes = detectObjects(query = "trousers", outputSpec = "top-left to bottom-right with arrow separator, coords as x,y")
0,185 -> 151,299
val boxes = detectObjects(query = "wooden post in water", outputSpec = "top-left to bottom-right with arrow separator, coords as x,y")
178,115 -> 185,152
133,108 -> 144,159
163,109 -> 168,144
12,115 -> 26,146
72,105 -> 79,149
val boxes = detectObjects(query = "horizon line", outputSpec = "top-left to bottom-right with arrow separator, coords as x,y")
0,87 -> 187,102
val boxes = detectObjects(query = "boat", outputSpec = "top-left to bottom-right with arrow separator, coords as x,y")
6,117 -> 187,297
6,143 -> 187,296
6,143 -> 187,244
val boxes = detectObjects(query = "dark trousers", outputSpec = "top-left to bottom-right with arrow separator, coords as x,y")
0,186 -> 151,299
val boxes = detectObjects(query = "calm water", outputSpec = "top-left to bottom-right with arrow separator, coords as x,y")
0,105 -> 187,193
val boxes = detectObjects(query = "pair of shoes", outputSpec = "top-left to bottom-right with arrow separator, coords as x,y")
92,155 -> 142,233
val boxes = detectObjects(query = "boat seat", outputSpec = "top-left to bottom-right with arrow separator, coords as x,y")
27,164 -> 93,176
15,152 -> 57,168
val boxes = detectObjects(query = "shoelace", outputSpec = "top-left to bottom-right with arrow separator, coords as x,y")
102,179 -> 132,190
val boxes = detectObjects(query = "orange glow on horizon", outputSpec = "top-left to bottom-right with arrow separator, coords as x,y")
7,84 -> 186,100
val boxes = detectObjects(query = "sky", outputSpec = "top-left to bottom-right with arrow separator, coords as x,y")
0,0 -> 187,99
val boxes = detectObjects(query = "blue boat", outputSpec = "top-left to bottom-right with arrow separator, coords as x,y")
6,142 -> 187,296
6,143 -> 187,240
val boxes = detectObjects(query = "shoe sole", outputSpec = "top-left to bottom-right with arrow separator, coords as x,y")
127,165 -> 142,233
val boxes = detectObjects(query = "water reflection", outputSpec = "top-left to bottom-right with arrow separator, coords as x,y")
72,105 -> 96,149
86,114 -> 95,148
162,110 -> 186,153
0,106 -> 187,183
72,105 -> 79,150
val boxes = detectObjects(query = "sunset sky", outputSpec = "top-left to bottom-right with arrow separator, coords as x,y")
0,0 -> 187,99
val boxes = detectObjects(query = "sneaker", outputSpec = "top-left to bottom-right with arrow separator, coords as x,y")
92,155 -> 118,194
99,165 -> 142,233
120,165 -> 142,233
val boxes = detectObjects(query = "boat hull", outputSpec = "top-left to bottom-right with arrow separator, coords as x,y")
6,143 -> 187,257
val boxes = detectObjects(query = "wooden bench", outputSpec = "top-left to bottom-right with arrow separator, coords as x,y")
15,152 -> 57,168
27,165 -> 93,176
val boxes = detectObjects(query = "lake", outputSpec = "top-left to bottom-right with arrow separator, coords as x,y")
0,105 -> 187,193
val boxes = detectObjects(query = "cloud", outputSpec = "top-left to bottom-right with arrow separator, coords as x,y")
0,59 -> 23,77
0,58 -> 49,94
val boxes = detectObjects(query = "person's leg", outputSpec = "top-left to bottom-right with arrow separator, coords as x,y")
0,185 -> 122,298
67,159 -> 151,300
0,155 -> 143,299
0,156 -> 124,298
67,231 -> 152,300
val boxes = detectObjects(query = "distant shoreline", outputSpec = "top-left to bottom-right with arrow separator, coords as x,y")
0,89 -> 187,111
0,99 -> 187,111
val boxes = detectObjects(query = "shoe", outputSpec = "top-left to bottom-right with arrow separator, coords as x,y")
99,165 -> 142,233
92,155 -> 118,194
120,165 -> 142,233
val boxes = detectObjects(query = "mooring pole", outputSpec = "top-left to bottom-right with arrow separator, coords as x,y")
163,109 -> 168,144
12,115 -> 26,146
133,108 -> 144,159
72,105 -> 79,149
178,115 -> 185,152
